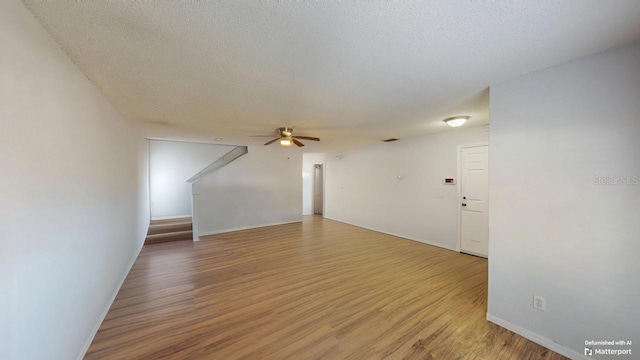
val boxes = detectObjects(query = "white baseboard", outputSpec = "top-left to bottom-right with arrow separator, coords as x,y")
151,214 -> 191,220
486,313 -> 587,360
323,216 -> 457,252
77,246 -> 142,360
198,220 -> 303,238
460,249 -> 488,259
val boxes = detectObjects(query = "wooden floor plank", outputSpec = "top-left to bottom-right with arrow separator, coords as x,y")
86,216 -> 567,360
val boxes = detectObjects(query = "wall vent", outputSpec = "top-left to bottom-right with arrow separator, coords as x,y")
382,138 -> 398,142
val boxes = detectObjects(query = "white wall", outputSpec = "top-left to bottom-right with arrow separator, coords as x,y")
302,153 -> 326,215
193,146 -> 302,236
324,127 -> 488,250
489,41 -> 640,359
150,140 -> 233,218
0,1 -> 149,359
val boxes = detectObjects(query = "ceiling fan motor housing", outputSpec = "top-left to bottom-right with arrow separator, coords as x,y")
278,127 -> 293,137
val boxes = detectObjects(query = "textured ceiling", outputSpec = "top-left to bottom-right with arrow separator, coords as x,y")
22,1 -> 640,152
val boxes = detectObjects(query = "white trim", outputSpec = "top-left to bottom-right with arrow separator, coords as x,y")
311,162 -> 326,216
77,248 -> 142,360
459,141 -> 489,149
191,193 -> 200,241
145,137 -> 232,146
147,139 -> 152,221
324,216 -> 457,252
321,161 -> 326,217
486,313 -> 588,360
460,249 -> 488,259
198,220 -> 302,238
150,214 -> 192,221
456,146 -> 462,252
311,163 -> 317,215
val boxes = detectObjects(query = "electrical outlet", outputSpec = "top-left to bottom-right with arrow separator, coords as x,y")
533,295 -> 546,311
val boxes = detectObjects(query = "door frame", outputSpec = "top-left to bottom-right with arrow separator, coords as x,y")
456,142 -> 489,254
312,162 -> 326,216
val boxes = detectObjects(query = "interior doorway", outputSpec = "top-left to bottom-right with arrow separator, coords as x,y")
313,164 -> 324,215
458,144 -> 489,257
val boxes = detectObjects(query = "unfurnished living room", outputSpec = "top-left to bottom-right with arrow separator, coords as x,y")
1,1 -> 639,359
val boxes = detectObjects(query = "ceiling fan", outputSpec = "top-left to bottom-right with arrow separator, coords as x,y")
253,127 -> 320,147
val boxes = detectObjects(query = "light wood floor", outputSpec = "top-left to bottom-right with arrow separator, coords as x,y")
86,216 -> 566,360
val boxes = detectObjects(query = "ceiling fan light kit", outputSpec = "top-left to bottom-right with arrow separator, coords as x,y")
444,116 -> 469,128
280,137 -> 293,147
258,127 -> 320,148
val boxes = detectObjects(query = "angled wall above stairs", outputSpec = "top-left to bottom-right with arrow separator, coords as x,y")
193,146 -> 303,238
149,140 -> 234,219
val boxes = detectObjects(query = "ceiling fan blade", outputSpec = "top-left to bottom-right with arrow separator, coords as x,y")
264,138 -> 280,145
292,139 -> 305,147
292,136 -> 320,141
250,135 -> 277,137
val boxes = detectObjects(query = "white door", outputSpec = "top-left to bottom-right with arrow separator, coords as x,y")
460,145 -> 489,257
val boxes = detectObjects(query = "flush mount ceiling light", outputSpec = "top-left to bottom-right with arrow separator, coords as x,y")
444,116 -> 469,128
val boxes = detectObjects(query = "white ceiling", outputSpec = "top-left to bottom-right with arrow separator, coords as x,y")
23,1 -> 640,152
